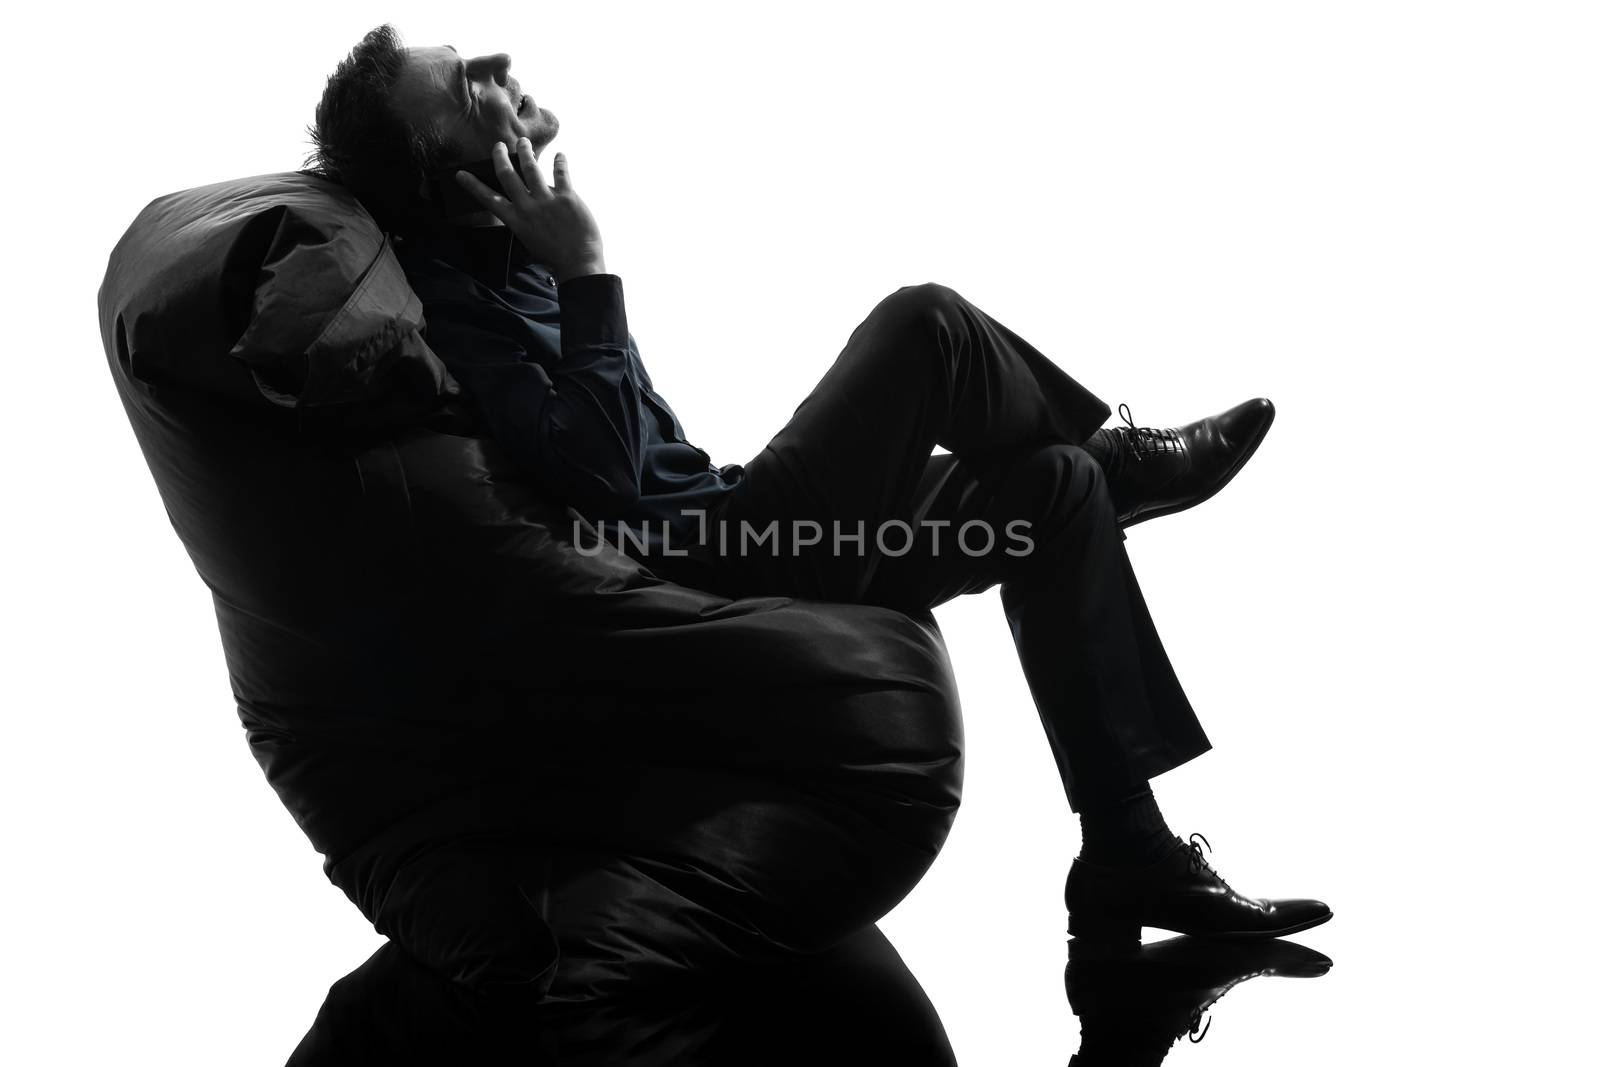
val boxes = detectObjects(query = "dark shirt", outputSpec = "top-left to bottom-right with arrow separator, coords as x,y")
394,223 -> 742,557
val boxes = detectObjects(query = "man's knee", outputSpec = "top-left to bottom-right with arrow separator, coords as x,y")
889,281 -> 965,320
1019,443 -> 1113,520
865,283 -> 969,377
972,444 -> 1117,580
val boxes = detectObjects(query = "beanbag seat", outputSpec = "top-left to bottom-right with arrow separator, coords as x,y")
97,172 -> 964,1062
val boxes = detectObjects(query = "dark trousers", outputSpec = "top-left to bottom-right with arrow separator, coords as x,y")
643,283 -> 1210,810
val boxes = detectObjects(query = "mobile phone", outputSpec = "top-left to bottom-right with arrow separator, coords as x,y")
425,154 -> 537,220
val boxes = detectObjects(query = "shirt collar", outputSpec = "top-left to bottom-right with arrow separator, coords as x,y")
398,221 -> 526,291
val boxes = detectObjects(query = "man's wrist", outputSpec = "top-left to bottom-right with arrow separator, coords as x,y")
552,259 -> 608,285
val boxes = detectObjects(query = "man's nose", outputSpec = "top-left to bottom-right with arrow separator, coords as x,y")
469,53 -> 513,87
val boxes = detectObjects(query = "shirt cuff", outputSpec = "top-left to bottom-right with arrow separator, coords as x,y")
556,273 -> 629,348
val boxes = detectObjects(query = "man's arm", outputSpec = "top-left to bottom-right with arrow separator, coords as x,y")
439,138 -> 652,510
424,275 -> 646,513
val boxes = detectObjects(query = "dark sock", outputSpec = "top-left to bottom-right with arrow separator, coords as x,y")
1080,427 -> 1111,469
1077,785 -> 1176,867
1073,1026 -> 1172,1067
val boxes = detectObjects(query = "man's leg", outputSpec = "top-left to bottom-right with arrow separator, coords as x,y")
697,283 -> 1109,604
685,282 -> 1329,945
696,283 -> 1205,806
858,444 -> 1209,809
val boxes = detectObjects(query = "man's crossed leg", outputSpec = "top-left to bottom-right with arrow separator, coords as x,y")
635,282 -> 1330,947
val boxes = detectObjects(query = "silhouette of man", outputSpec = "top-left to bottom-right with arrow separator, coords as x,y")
305,24 -> 1330,951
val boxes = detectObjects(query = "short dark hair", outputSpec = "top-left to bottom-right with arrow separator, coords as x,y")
304,24 -> 454,232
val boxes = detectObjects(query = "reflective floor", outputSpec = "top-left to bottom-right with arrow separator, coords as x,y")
1062,935 -> 1330,1065
285,926 -> 1335,1065
288,923 -> 951,1065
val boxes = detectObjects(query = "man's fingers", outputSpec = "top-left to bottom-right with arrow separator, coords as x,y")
551,152 -> 569,193
515,138 -> 548,195
491,141 -> 532,205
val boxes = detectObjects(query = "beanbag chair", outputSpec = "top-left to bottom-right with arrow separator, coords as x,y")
98,171 -> 964,1063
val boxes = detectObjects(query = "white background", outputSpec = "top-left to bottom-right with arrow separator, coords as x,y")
4,1 -> 1596,1062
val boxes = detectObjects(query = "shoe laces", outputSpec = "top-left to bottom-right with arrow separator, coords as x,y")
1109,403 -> 1185,463
1185,831 -> 1217,878
1187,965 -> 1271,1044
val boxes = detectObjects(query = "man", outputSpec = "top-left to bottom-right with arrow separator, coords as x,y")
307,24 -> 1330,949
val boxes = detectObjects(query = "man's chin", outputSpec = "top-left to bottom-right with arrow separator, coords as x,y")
531,110 -> 559,155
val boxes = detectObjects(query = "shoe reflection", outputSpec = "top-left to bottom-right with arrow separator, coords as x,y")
1065,936 -> 1332,1066
287,923 -> 956,1066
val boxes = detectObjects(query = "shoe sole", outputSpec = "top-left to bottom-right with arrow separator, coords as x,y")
1069,907 -> 1333,948
1120,401 -> 1277,529
1181,908 -> 1334,941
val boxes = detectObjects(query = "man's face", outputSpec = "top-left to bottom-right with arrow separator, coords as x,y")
392,45 -> 560,171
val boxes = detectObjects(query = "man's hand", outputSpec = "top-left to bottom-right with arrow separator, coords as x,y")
455,138 -> 606,284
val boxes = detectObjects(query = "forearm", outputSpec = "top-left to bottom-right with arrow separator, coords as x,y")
422,281 -> 647,513
547,272 -> 645,510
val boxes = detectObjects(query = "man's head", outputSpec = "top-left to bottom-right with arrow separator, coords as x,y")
307,24 -> 559,231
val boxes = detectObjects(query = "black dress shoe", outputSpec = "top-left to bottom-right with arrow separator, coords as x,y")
1065,936 -> 1332,1066
1086,398 -> 1276,528
1065,833 -> 1331,949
